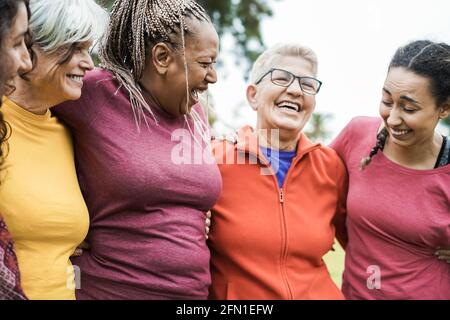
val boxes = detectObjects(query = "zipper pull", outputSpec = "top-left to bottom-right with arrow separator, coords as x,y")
280,188 -> 284,203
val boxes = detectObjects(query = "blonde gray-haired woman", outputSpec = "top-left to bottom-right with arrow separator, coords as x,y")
209,43 -> 347,299
53,0 -> 222,300
0,0 -> 107,299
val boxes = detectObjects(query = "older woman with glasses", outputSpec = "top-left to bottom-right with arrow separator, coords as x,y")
208,43 -> 347,299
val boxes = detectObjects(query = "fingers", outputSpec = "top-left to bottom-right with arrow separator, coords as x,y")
71,248 -> 83,257
215,132 -> 239,144
79,240 -> 91,250
224,132 -> 238,144
205,226 -> 210,240
435,249 -> 450,263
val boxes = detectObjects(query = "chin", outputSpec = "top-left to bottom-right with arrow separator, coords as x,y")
180,102 -> 196,116
273,120 -> 302,131
64,91 -> 82,101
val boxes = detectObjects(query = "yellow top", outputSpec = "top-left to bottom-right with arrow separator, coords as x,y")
0,98 -> 89,300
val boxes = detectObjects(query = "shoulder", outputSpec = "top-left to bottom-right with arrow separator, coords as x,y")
331,116 -> 381,151
345,116 -> 382,134
310,144 -> 346,172
52,68 -> 120,124
82,68 -> 118,94
211,134 -> 238,162
211,126 -> 252,162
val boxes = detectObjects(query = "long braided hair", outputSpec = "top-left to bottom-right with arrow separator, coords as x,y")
360,127 -> 388,170
360,40 -> 450,170
100,0 -> 212,142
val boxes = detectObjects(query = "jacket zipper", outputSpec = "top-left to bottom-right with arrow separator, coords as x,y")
245,148 -> 310,300
279,188 -> 293,299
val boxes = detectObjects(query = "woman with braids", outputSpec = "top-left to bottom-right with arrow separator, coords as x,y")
52,0 -> 221,300
330,40 -> 450,299
0,0 -> 32,300
0,0 -> 108,299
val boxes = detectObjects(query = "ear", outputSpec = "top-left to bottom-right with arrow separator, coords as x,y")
246,84 -> 258,111
151,43 -> 174,75
439,102 -> 450,119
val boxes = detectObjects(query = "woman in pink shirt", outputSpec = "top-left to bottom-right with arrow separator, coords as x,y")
331,40 -> 450,299
53,0 -> 222,299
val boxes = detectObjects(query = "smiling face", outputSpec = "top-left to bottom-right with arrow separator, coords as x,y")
379,67 -> 450,148
27,41 -> 94,105
247,55 -> 317,134
3,1 -> 32,87
158,19 -> 219,117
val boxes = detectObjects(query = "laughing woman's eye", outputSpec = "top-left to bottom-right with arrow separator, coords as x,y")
403,107 -> 417,113
199,61 -> 216,69
14,37 -> 24,48
382,101 -> 393,106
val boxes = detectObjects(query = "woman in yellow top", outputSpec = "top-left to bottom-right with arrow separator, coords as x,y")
1,0 -> 32,300
0,0 -> 108,300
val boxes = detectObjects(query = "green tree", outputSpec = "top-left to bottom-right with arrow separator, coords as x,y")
304,113 -> 334,143
198,0 -> 278,74
443,117 -> 450,128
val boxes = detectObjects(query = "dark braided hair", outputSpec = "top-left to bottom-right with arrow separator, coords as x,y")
0,0 -> 32,170
360,127 -> 388,170
100,0 -> 210,125
360,40 -> 450,170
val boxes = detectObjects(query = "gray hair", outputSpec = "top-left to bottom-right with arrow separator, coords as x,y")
29,0 -> 108,54
250,43 -> 319,84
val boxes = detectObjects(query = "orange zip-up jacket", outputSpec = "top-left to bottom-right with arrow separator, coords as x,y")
208,126 -> 348,300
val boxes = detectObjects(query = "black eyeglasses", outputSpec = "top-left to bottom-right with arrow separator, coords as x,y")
255,68 -> 322,95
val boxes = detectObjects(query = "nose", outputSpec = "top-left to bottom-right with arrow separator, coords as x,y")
286,78 -> 303,96
386,106 -> 403,127
18,44 -> 32,75
205,66 -> 217,84
80,52 -> 95,71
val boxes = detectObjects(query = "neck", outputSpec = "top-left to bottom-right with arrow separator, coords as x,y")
256,128 -> 300,151
8,77 -> 59,115
383,132 -> 443,169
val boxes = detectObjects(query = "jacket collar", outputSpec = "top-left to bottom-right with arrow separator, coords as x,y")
235,125 -> 320,162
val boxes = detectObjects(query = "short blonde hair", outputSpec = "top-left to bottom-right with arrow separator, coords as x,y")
250,43 -> 319,84
29,0 -> 108,54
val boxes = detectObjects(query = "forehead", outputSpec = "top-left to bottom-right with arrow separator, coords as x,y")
384,67 -> 431,97
11,2 -> 29,36
185,20 -> 219,58
271,56 -> 314,77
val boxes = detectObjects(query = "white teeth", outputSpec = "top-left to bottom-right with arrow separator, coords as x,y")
391,129 -> 410,136
68,75 -> 83,83
276,101 -> 300,112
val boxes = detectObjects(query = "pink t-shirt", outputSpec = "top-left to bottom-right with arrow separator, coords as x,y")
331,117 -> 450,300
53,69 -> 222,300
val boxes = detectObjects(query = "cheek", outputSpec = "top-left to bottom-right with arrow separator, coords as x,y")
189,70 -> 206,85
305,97 -> 316,111
379,104 -> 390,120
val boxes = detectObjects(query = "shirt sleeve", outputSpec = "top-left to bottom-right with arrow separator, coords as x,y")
329,119 -> 354,162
